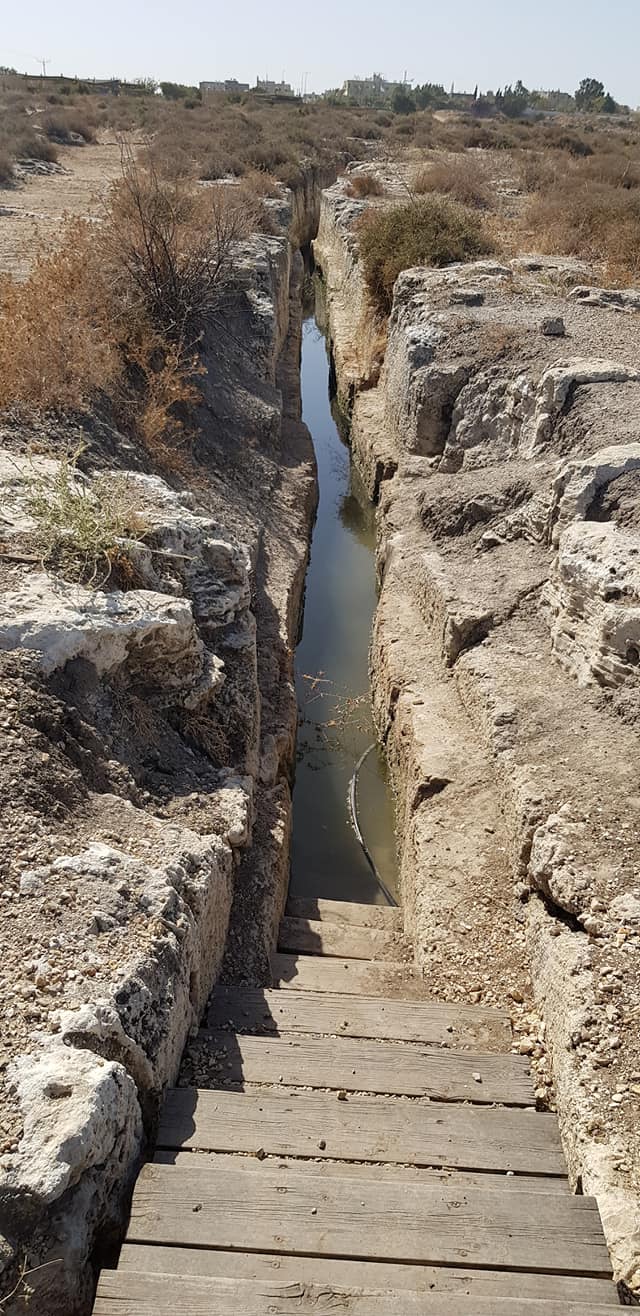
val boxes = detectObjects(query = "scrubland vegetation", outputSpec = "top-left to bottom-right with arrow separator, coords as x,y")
2,66 -> 640,449
359,198 -> 495,315
0,155 -> 254,467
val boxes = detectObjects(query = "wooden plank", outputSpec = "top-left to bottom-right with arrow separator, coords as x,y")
278,917 -> 405,961
286,897 -> 404,931
118,1245 -> 619,1304
158,1087 -> 566,1175
94,1270 -> 619,1315
207,986 -> 511,1049
197,1031 -> 534,1106
125,1159 -> 611,1275
272,953 -> 435,998
154,1149 -> 568,1193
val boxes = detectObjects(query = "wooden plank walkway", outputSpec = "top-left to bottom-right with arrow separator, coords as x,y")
278,915 -> 405,960
271,950 -> 443,997
207,985 -> 512,1047
93,898 -> 620,1313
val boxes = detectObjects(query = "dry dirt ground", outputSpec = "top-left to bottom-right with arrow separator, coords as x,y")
0,137 -> 129,279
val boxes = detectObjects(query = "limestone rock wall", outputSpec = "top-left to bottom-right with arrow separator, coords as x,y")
0,231 -> 315,1314
315,177 -> 640,1294
314,182 -> 382,408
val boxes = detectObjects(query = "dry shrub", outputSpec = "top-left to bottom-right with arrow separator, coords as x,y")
0,159 -> 253,464
345,173 -> 384,198
413,154 -> 491,209
358,197 -> 495,316
575,151 -> 640,189
394,119 -> 415,139
517,151 -> 561,194
129,335 -> 204,471
143,141 -> 197,183
239,168 -> 281,198
233,168 -> 282,229
539,127 -> 594,157
99,155 -> 251,346
245,142 -> 294,175
434,118 -> 521,153
0,104 -> 59,166
0,223 -> 121,410
527,180 -> 640,280
41,108 -> 97,144
15,131 -> 58,163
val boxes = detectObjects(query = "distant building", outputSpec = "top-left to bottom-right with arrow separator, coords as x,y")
255,78 -> 295,97
342,73 -> 408,106
533,89 -> 576,111
200,79 -> 250,96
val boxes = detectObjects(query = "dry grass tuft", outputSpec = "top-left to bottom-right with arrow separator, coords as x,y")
27,457 -> 148,586
412,154 -> 492,209
345,173 -> 384,198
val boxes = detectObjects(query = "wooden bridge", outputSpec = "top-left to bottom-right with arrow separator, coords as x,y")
93,898 -> 620,1313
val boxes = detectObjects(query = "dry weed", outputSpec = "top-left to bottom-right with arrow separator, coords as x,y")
527,179 -> 640,280
412,154 -> 492,209
345,174 -> 384,198
0,222 -> 121,410
0,155 -> 250,464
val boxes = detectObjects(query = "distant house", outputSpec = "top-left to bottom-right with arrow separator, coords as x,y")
343,73 -> 394,106
200,79 -> 250,96
255,78 -> 295,97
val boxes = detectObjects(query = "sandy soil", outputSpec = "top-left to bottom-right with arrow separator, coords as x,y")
0,138 -> 127,279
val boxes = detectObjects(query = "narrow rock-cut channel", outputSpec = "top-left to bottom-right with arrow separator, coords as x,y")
290,304 -> 398,904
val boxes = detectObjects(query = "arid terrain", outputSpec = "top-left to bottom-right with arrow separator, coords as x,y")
1,70 -> 640,1311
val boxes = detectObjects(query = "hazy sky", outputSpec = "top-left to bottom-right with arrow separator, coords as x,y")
4,0 -> 639,105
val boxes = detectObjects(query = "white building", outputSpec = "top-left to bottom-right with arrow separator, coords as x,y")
255,78 -> 295,96
343,73 -> 397,105
200,79 -> 250,96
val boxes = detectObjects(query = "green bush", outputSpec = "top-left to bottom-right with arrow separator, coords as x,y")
358,197 -> 495,315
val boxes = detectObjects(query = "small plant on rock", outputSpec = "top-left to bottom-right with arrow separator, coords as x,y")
27,456 -> 148,586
